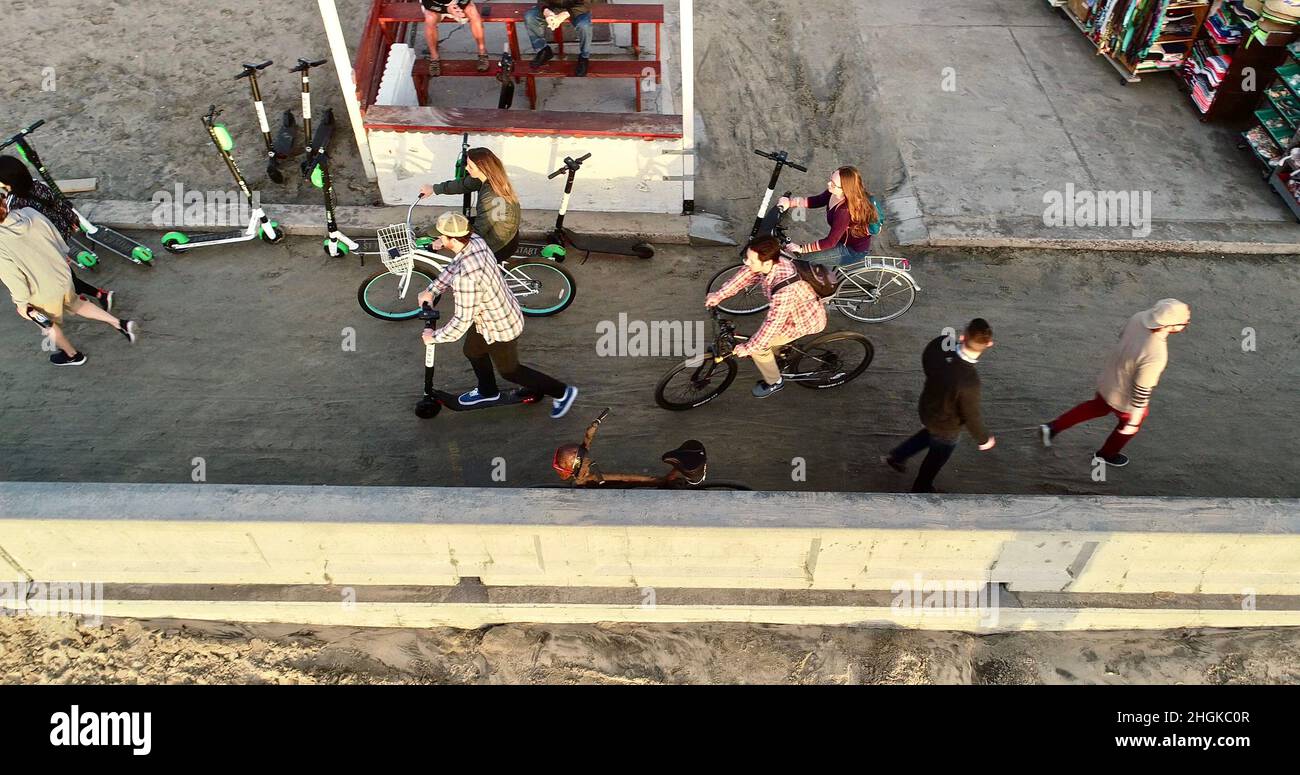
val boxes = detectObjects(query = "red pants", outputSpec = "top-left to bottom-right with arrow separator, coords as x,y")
1048,392 -> 1142,458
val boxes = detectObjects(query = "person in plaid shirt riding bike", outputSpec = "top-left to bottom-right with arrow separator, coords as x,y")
704,235 -> 827,398
417,212 -> 579,418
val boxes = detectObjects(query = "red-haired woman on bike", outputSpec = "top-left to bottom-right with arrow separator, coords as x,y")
778,165 -> 882,267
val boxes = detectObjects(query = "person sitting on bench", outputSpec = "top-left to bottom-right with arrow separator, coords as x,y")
422,0 -> 490,77
526,1 -> 593,77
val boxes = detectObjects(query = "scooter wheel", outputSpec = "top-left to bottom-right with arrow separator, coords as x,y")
75,251 -> 99,269
259,222 -> 285,244
633,242 -> 655,259
415,397 -> 442,419
160,232 -> 190,254
323,239 -> 351,257
131,246 -> 154,264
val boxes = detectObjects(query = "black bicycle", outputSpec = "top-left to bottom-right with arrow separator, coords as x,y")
654,310 -> 874,411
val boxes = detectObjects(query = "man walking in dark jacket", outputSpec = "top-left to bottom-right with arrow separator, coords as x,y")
883,319 -> 997,493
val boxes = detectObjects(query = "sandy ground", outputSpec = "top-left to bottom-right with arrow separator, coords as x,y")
5,613 -> 1299,685
4,0 -> 375,206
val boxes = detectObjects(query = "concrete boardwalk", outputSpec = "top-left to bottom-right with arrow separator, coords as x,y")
0,234 -> 1295,498
695,0 -> 1300,251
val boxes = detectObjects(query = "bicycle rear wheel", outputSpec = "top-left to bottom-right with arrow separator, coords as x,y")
789,332 -> 874,389
505,260 -> 576,316
357,266 -> 440,321
654,355 -> 738,410
833,266 -> 917,323
706,264 -> 768,315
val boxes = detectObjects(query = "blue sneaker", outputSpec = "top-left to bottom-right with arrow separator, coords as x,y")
752,379 -> 785,398
458,389 -> 501,406
551,385 -> 578,419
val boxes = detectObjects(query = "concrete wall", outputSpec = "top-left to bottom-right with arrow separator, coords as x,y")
3,484 -> 1298,630
368,130 -> 684,213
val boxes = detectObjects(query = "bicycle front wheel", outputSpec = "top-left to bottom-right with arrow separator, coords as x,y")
505,260 -> 576,317
654,355 -> 738,411
706,264 -> 768,315
357,266 -> 440,321
833,266 -> 917,323
790,332 -> 874,389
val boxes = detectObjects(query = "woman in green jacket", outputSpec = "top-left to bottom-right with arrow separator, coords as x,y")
419,148 -> 522,261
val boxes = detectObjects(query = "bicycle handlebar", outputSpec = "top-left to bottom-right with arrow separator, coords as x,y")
0,119 -> 44,151
753,148 -> 808,172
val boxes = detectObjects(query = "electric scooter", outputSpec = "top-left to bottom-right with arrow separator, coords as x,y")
496,45 -> 516,110
292,57 -> 328,175
160,106 -> 284,253
0,119 -> 155,266
537,153 -> 655,260
233,60 -> 290,184
745,148 -> 808,251
414,303 -> 541,419
304,109 -> 361,258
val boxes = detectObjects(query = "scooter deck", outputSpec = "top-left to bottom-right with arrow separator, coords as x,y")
430,388 -> 542,412
81,227 -> 152,263
176,230 -> 257,246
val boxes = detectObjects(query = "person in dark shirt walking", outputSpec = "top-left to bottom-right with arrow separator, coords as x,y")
883,319 -> 997,493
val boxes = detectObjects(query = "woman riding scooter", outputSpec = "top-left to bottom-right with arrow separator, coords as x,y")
777,165 -> 882,267
419,148 -> 521,262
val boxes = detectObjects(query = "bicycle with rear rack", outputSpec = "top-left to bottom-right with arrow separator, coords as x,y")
654,309 -> 874,411
546,409 -> 750,490
360,192 -> 576,321
706,148 -> 920,324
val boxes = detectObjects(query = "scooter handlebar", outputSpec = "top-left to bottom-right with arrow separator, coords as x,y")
1,119 -> 45,151
753,148 -> 808,172
292,58 -> 328,71
235,60 -> 274,78
547,153 -> 592,179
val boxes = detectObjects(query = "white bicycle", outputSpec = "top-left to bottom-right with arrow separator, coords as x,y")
357,195 -> 576,321
707,252 -> 919,323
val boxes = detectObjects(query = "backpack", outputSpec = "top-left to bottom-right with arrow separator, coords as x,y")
773,260 -> 838,299
867,194 -> 885,236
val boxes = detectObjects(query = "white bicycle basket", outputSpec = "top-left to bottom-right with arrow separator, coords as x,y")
377,223 -> 417,277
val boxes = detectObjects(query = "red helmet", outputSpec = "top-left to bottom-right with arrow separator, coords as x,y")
552,444 -> 586,480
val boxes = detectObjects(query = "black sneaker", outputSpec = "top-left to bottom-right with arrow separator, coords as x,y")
101,290 -> 115,314
51,351 -> 86,366
880,454 -> 906,474
1093,452 -> 1129,467
575,56 -> 590,77
530,46 -> 554,70
119,319 -> 138,344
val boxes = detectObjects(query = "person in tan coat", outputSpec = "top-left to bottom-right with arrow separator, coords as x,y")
1039,299 -> 1190,468
0,193 -> 137,365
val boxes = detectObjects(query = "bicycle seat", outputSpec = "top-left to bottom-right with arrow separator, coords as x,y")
662,440 -> 707,484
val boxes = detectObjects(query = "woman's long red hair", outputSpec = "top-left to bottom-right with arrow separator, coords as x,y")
836,166 -> 877,239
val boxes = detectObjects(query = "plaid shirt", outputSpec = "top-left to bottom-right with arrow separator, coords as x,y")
426,234 -> 524,344
714,258 -> 826,354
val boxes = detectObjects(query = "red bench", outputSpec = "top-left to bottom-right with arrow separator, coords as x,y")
367,1 -> 665,111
